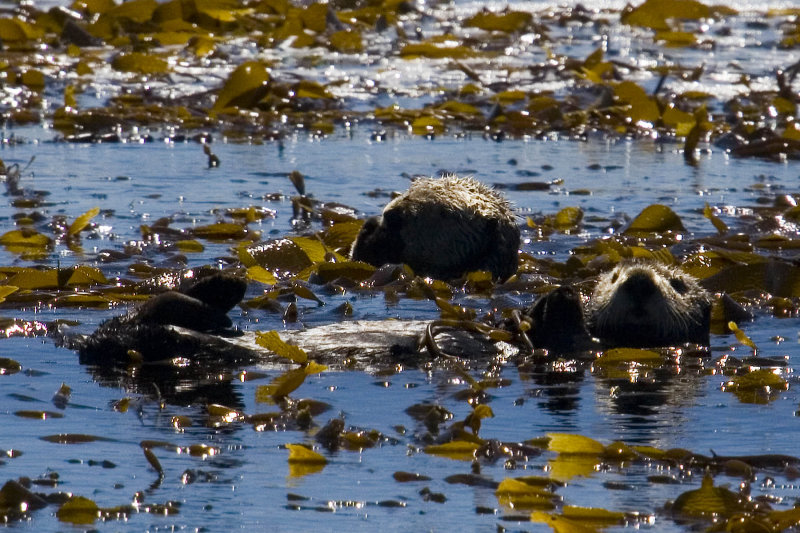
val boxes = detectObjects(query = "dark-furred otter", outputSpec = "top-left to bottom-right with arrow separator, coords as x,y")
350,175 -> 520,280
74,273 -> 250,364
586,261 -> 711,347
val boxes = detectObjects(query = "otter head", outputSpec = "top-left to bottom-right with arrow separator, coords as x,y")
350,212 -> 405,267
588,262 -> 711,347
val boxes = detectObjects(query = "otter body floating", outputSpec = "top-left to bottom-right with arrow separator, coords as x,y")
67,261 -> 713,376
350,175 -> 520,280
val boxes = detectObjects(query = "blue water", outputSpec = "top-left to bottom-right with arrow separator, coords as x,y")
1,134 -> 799,531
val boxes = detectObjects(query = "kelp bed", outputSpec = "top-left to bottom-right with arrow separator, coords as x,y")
1,0 -> 800,531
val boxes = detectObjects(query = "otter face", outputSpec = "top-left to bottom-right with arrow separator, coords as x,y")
350,214 -> 405,268
588,262 -> 711,347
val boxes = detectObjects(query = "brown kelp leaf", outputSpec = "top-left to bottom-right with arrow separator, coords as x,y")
703,203 -> 728,234
623,204 -> 685,234
329,30 -> 362,53
593,348 -> 664,368
0,229 -> 53,248
256,368 -> 308,401
723,369 -> 787,399
547,433 -> 606,455
14,410 -> 64,419
621,0 -> 712,31
286,443 -> 326,464
400,39 -> 482,60
40,434 -> 110,444
424,440 -> 481,461
553,207 -> 583,231
111,53 -> 169,75
108,0 -> 158,22
0,358 -> 22,375
530,512 -> 598,533
143,447 -> 163,476
320,220 -> 363,250
671,474 -> 746,518
247,266 -> 277,285
191,222 -> 247,240
393,471 -> 432,482
728,321 -> 757,350
57,495 -> 99,525
548,454 -> 601,482
315,261 -> 375,282
254,331 -> 308,364
495,478 -> 558,510
246,239 -> 314,278
0,285 -> 17,303
0,18 -> 44,42
176,239 -> 204,252
613,81 -> 660,123
464,10 -> 532,33
213,61 -> 270,112
65,206 -> 97,235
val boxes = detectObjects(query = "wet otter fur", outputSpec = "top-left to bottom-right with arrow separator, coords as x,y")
586,261 -> 711,347
74,273 -> 250,364
350,175 -> 520,280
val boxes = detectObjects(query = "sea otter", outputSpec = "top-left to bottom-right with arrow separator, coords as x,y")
350,175 -> 520,280
72,273 -> 251,364
586,261 -> 712,347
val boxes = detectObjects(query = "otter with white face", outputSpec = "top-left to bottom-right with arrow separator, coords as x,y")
350,175 -> 520,281
587,262 -> 711,347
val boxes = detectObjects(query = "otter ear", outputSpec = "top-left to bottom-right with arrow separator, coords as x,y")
382,208 -> 405,231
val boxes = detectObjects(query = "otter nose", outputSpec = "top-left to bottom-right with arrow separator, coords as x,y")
619,271 -> 657,300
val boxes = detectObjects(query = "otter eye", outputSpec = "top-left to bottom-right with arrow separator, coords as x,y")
669,278 -> 688,294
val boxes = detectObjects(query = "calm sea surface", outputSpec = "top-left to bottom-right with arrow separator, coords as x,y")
1,133 -> 799,531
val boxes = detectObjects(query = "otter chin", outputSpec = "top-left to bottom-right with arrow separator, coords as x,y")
587,261 -> 711,347
350,175 -> 520,281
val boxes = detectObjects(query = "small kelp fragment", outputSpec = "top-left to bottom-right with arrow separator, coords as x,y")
530,512 -> 597,533
411,116 -> 445,136
464,10 -> 532,33
425,440 -> 481,461
722,369 -> 787,404
593,348 -> 665,368
0,286 -> 17,303
40,434 -> 109,444
315,261 -> 375,282
191,222 -> 246,240
247,265 -> 277,285
495,478 -> 559,510
621,0 -> 712,31
0,228 -> 53,248
14,410 -> 64,419
0,358 -> 21,375
57,495 -> 100,525
176,239 -> 204,252
393,471 -> 432,482
552,207 -> 583,231
52,382 -> 71,409
703,203 -> 728,234
0,480 -> 47,517
613,81 -> 660,123
547,433 -> 606,455
671,474 -> 747,518
245,239 -> 314,278
728,321 -> 757,350
0,18 -> 44,42
255,330 -> 307,364
111,53 -> 169,75
256,364 -> 326,402
142,447 -> 163,476
400,38 -> 482,60
213,61 -> 270,112
286,444 -> 326,478
623,204 -> 685,235
68,207 -> 100,236
548,454 -> 601,482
